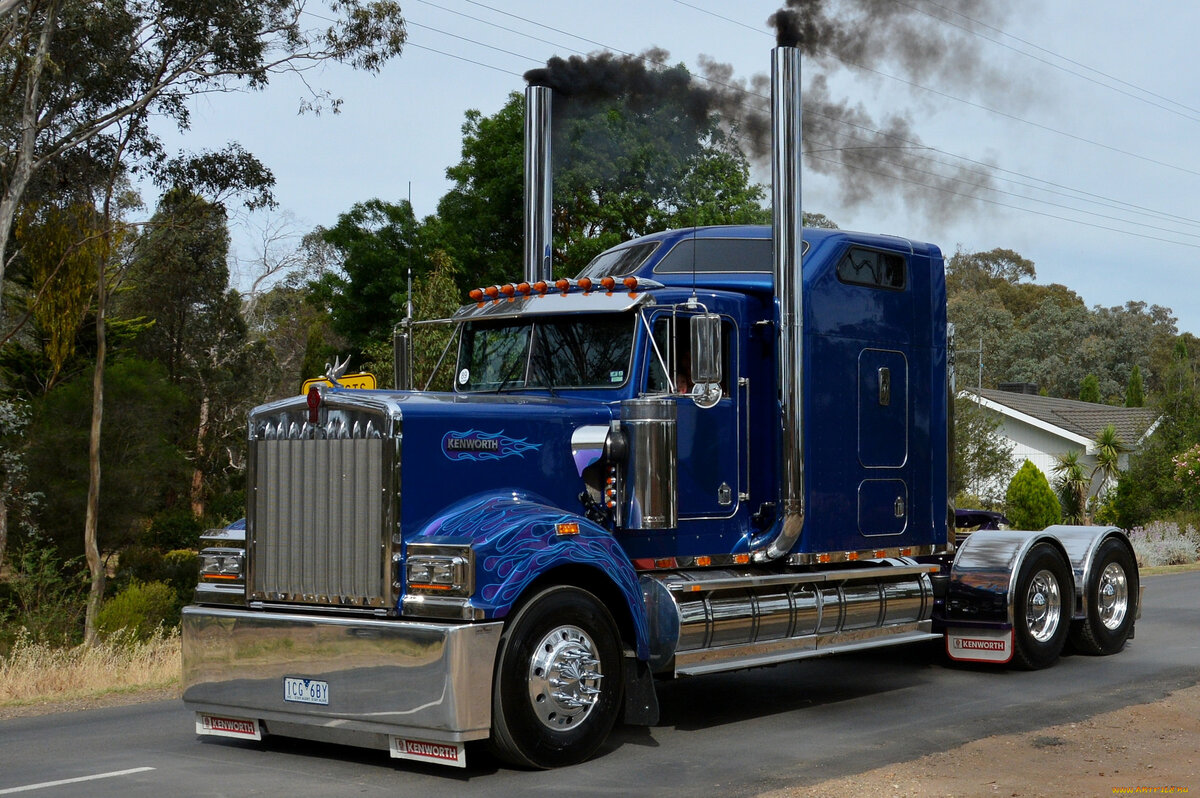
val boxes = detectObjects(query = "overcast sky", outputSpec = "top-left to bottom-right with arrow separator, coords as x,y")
158,0 -> 1200,335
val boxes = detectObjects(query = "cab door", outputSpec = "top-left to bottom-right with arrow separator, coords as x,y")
645,312 -> 742,520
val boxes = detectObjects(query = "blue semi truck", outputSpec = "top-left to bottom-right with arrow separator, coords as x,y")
181,45 -> 1139,769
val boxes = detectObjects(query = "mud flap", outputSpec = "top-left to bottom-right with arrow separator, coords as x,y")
621,656 -> 660,726
946,628 -> 1013,664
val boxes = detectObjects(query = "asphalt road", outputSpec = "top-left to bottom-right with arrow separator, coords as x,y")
2,571 -> 1197,798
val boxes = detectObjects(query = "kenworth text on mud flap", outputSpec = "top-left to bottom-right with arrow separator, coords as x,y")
181,44 -> 1141,770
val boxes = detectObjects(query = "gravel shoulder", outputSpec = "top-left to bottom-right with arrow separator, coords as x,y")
762,682 -> 1200,797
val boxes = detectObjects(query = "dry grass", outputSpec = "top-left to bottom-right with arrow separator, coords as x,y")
0,627 -> 181,707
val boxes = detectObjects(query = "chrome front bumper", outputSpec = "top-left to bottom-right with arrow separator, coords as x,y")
182,606 -> 503,746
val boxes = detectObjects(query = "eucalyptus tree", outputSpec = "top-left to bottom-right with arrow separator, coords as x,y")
0,0 -> 409,644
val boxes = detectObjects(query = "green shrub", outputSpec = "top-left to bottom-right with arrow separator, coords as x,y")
1,536 -> 87,649
145,509 -> 203,551
162,549 -> 200,604
1005,460 -> 1062,530
96,580 -> 178,642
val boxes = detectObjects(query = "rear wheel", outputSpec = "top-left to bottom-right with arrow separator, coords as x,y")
490,586 -> 623,769
1069,538 -> 1138,655
1012,543 -> 1072,670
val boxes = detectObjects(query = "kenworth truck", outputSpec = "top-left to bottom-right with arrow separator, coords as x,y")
181,45 -> 1140,769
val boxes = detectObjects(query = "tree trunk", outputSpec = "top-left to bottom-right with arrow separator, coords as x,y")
83,234 -> 107,645
0,496 -> 8,573
190,392 -> 210,517
0,0 -> 60,316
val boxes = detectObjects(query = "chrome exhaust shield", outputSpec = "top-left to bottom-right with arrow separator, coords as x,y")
523,84 -> 553,284
762,44 -> 805,561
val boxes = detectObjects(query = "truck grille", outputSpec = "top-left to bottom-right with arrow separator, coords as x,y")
248,402 -> 398,610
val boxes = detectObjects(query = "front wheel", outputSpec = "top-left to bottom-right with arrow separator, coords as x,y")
1069,538 -> 1138,655
489,586 -> 623,769
1012,543 -> 1073,670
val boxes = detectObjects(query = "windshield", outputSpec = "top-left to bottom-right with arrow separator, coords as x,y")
456,315 -> 636,391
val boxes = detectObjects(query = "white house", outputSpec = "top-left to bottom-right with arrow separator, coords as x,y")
963,386 -> 1161,498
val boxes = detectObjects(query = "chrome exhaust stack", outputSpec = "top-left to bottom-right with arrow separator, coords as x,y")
761,44 -> 805,561
524,84 -> 553,284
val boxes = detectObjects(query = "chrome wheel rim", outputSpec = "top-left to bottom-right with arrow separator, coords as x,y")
1096,561 -> 1129,631
527,625 -> 603,730
1026,569 -> 1062,643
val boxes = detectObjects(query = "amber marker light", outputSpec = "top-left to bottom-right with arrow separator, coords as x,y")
623,276 -> 639,291
484,285 -> 500,299
732,554 -> 750,565
600,276 -> 616,292
577,277 -> 593,292
555,278 -> 570,293
653,557 -> 677,569
468,288 -> 484,302
695,555 -> 712,567
408,582 -> 454,591
533,280 -> 549,294
555,522 -> 580,536
516,282 -> 532,295
500,283 -> 516,297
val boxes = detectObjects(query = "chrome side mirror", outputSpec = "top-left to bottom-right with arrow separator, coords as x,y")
689,313 -> 722,407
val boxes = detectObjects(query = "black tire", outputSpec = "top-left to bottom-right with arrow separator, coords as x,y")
1012,543 -> 1073,670
489,586 -> 623,769
1069,538 -> 1138,655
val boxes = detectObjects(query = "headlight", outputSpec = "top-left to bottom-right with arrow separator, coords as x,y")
199,547 -> 245,582
404,544 -> 473,598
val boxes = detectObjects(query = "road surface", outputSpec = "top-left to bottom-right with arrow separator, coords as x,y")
1,571 -> 1196,797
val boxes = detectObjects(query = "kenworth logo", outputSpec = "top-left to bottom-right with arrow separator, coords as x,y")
442,429 -> 541,462
953,638 -> 1007,651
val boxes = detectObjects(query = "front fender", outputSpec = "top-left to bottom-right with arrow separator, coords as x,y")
411,492 -> 650,659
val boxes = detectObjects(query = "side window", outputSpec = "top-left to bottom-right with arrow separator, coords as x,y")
645,316 -> 733,396
836,248 -> 906,291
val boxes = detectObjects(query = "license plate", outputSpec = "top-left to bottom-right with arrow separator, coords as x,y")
283,677 -> 329,705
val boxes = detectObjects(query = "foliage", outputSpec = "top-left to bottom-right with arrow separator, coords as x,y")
434,86 -> 767,288
1,535 -> 88,647
1079,374 -> 1101,403
1174,443 -> 1200,511
24,358 -> 188,558
953,394 -> 1013,507
12,202 -> 103,387
1127,521 -> 1200,567
361,249 -> 463,391
94,581 -> 178,642
1004,460 -> 1062,530
1052,449 -> 1088,524
1126,364 -> 1145,407
0,0 -> 409,321
0,398 -> 39,569
307,199 -> 431,358
947,246 -> 1176,400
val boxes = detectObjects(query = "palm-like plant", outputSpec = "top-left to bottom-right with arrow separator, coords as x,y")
1090,424 -> 1128,515
1052,449 -> 1089,524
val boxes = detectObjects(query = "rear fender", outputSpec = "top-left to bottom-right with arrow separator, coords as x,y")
1042,525 -> 1137,619
946,530 -> 1071,627
411,492 -> 649,659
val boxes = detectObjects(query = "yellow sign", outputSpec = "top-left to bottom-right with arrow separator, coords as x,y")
301,372 -> 378,394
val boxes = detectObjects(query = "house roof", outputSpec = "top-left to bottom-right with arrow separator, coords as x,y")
965,388 -> 1161,447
